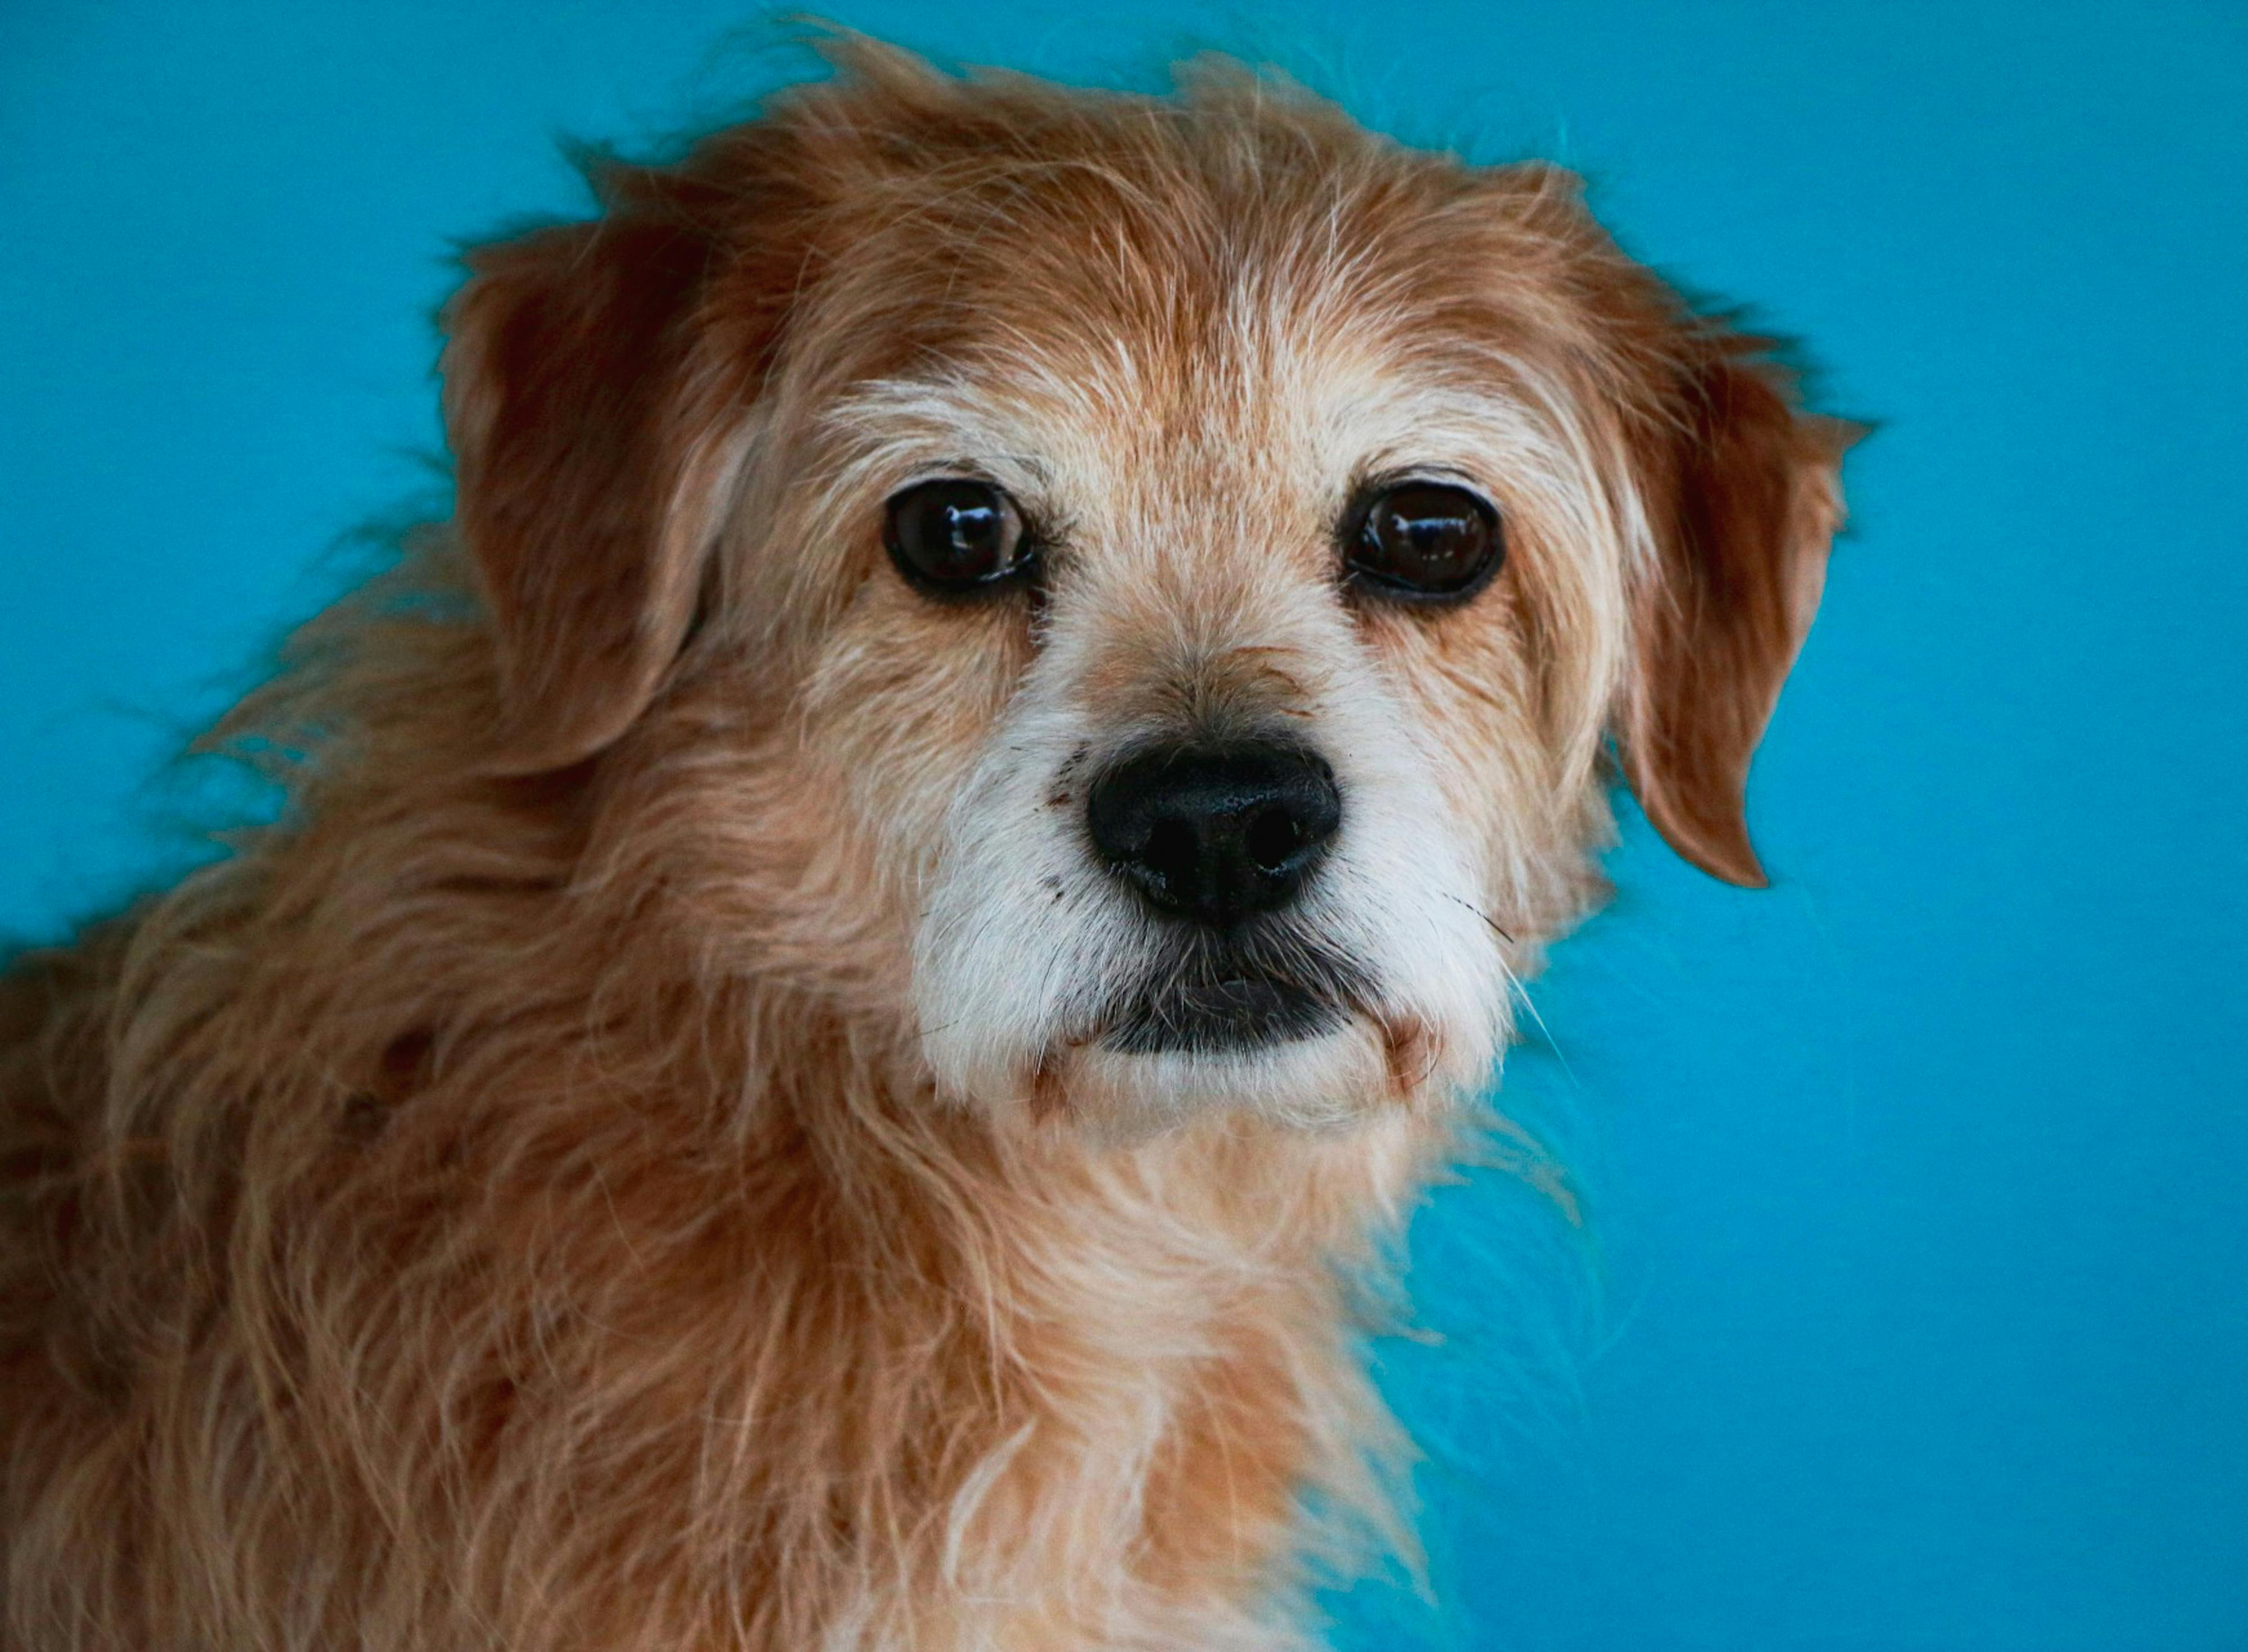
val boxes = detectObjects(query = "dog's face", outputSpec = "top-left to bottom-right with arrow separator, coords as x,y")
439,46 -> 1850,1135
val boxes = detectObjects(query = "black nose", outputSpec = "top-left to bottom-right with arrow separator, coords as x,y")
1085,741 -> 1343,926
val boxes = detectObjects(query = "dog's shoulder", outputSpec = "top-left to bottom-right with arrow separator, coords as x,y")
1,916 -> 136,1158
0,917 -> 140,1382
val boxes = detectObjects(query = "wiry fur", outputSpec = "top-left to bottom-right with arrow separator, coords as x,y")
0,38 -> 1852,1651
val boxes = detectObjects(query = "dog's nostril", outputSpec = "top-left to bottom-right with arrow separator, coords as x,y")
1245,805 -> 1303,874
1084,739 -> 1341,926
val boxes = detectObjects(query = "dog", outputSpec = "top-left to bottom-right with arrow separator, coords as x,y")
0,36 -> 1853,1651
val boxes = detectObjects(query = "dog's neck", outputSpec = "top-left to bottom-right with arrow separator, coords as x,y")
379,951 -> 1443,1637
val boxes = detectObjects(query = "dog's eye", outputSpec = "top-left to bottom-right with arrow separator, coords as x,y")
1341,480 -> 1503,602
883,479 -> 1032,594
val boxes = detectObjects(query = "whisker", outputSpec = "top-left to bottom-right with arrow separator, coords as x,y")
1444,892 -> 1516,945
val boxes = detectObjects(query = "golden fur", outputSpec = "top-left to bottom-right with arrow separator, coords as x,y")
0,38 -> 1852,1650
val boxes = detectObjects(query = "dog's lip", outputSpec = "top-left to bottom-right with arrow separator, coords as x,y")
1100,973 -> 1343,1056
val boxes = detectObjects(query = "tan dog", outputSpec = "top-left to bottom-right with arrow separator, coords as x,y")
0,38 -> 1852,1651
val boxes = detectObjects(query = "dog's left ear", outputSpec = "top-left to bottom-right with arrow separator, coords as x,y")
1617,332 -> 1861,887
441,165 -> 770,774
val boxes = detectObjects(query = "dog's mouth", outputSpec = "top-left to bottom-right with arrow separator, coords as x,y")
1104,973 -> 1341,1054
1096,932 -> 1374,1057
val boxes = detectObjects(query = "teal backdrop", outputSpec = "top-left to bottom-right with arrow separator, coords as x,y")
4,4 -> 2244,1647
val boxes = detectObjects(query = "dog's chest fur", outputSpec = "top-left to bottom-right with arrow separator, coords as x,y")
2,897 -> 1434,1651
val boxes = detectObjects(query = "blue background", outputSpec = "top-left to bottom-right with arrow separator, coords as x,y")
4,4 -> 2244,1646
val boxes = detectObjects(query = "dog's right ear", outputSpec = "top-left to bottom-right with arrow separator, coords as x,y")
441,166 -> 771,773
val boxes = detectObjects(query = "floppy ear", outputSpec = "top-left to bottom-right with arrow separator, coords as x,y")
1618,333 -> 1859,887
440,171 -> 755,773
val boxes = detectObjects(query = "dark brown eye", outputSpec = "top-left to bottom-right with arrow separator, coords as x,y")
883,479 -> 1032,594
1341,479 -> 1503,601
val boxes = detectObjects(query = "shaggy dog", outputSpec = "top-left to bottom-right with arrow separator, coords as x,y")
0,38 -> 1853,1651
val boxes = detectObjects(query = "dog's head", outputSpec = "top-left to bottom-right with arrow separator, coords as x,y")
438,42 -> 1851,1135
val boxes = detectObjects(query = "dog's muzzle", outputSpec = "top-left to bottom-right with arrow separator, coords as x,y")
1086,738 -> 1358,1054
